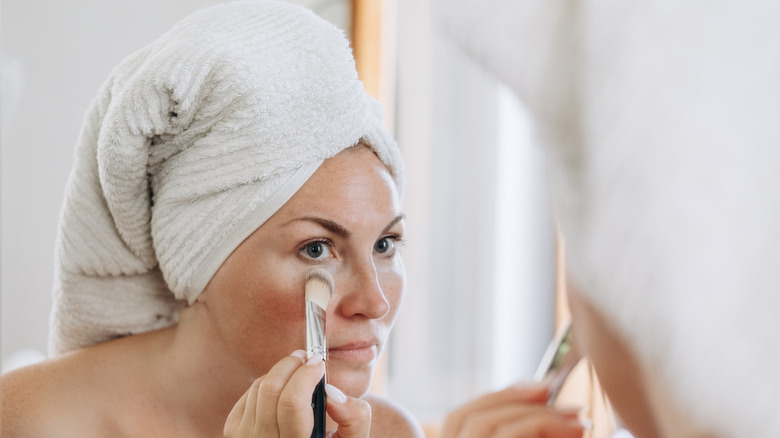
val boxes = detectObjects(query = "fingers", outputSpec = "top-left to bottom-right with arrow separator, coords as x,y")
493,413 -> 584,438
223,351 -> 372,438
223,383 -> 251,436
324,383 -> 372,438
223,350 -> 324,438
243,374 -> 262,431
461,404 -> 583,438
442,383 -> 586,438
255,350 -> 309,435
442,383 -> 547,436
275,354 -> 327,437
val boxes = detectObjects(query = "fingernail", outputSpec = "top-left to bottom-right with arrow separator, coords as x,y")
580,418 -> 594,429
325,383 -> 347,404
291,350 -> 306,359
306,352 -> 323,365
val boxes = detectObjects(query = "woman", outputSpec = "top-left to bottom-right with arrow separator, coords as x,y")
0,1 -> 421,436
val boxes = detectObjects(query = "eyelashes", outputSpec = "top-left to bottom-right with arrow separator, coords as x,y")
297,234 -> 405,263
375,234 -> 405,255
299,239 -> 334,261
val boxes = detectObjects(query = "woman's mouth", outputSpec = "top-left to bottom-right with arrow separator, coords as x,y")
327,341 -> 379,363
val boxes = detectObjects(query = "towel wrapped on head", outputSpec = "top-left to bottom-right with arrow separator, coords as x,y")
50,0 -> 403,356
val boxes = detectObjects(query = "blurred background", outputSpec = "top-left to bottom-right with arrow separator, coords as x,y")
1,0 -> 557,431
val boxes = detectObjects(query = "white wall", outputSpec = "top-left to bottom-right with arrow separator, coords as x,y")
389,0 -> 555,421
0,0 -> 349,370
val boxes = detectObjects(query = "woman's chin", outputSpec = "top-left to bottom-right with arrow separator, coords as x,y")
326,368 -> 373,398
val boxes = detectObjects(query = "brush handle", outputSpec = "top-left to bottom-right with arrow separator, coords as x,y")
310,376 -> 326,438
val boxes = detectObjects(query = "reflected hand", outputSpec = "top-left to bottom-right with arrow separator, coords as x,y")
441,383 -> 585,438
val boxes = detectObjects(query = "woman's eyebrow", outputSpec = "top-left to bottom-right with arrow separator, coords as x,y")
287,214 -> 405,237
293,216 -> 351,238
383,214 -> 406,234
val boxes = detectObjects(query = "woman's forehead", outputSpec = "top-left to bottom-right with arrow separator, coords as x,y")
262,150 -> 401,230
295,149 -> 397,202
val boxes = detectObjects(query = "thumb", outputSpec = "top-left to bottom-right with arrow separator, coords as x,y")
324,384 -> 371,438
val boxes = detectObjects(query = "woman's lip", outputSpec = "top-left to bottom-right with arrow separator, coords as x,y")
327,343 -> 378,363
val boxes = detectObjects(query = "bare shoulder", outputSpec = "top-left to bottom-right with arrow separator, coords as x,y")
364,393 -> 425,438
1,357 -> 74,437
0,351 -> 112,438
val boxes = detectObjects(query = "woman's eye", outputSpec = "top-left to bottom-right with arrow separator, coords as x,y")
375,236 -> 399,255
300,241 -> 332,260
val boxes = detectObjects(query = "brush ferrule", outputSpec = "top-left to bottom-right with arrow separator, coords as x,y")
306,301 -> 327,361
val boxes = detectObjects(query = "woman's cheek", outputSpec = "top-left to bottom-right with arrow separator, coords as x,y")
381,257 -> 406,318
233,287 -> 306,368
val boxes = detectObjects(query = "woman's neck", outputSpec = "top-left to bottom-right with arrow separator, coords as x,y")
142,302 -> 256,437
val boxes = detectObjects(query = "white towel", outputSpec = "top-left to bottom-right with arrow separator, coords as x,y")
436,0 -> 780,437
50,0 -> 402,356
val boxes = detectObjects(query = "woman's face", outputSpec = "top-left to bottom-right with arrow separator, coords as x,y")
200,146 -> 405,397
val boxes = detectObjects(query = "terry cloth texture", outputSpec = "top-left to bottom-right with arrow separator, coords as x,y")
436,0 -> 780,437
50,0 -> 403,356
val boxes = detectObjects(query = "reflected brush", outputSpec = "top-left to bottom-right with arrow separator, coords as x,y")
305,268 -> 334,438
534,320 -> 582,404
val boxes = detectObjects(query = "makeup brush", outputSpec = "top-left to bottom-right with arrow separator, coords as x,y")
305,268 -> 334,438
534,320 -> 582,404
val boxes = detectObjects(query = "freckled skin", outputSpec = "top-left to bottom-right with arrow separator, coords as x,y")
198,145 -> 405,398
0,145 -> 420,438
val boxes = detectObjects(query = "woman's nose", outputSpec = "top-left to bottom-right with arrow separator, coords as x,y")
335,261 -> 390,320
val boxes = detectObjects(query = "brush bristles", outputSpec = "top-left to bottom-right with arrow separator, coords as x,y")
305,268 -> 334,310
